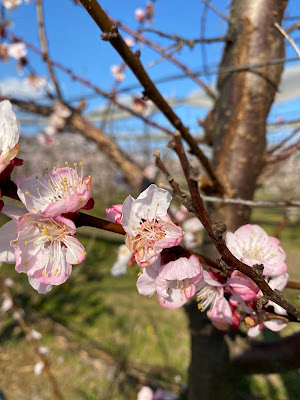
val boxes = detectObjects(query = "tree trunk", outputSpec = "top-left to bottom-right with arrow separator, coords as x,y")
187,1 -> 287,398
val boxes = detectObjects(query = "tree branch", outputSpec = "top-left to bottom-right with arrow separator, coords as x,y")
7,32 -> 173,137
78,0 -> 223,195
36,0 -> 62,99
112,18 -> 216,100
231,331 -> 300,374
139,28 -> 227,45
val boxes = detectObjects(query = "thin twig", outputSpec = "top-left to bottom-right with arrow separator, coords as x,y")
7,31 -> 173,136
200,0 -> 230,23
139,28 -> 227,45
266,137 -> 300,164
200,195 -> 300,208
159,132 -> 300,321
0,276 -> 64,400
78,0 -> 223,195
275,22 -> 300,58
113,18 -> 216,100
267,126 -> 300,154
36,0 -> 62,99
115,56 -> 300,94
286,20 -> 300,34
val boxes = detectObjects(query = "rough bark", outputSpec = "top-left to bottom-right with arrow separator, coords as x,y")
187,1 -> 287,399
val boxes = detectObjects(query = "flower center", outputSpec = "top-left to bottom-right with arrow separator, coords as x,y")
135,219 -> 165,248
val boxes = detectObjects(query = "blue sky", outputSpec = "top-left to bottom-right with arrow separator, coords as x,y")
1,0 -> 300,142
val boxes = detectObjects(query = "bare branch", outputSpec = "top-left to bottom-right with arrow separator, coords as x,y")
275,22 -> 300,57
231,331 -> 300,374
36,0 -> 62,99
267,126 -> 300,155
112,18 -> 216,100
285,19 -> 300,34
7,31 -> 173,136
78,0 -> 223,195
200,0 -> 230,23
266,138 -> 300,165
139,28 -> 227,45
201,195 -> 300,208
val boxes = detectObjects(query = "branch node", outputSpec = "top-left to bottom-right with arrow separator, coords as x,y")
212,221 -> 227,239
253,263 -> 264,275
217,258 -> 232,272
134,49 -> 141,58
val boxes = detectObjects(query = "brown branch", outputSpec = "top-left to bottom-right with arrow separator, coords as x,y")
231,331 -> 300,374
112,18 -> 216,100
0,276 -> 64,399
267,126 -> 300,155
266,137 -> 300,164
285,19 -> 300,34
36,0 -> 62,99
275,22 -> 300,57
200,195 -> 300,208
78,0 -> 223,195
7,32 -> 173,137
158,132 -> 300,321
140,28 -> 227,45
200,0 -> 230,23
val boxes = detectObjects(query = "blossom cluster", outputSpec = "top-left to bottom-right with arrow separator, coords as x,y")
0,100 -> 93,293
107,185 -> 289,337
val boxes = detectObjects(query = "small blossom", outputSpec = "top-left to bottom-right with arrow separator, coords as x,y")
124,36 -> 135,47
37,346 -> 49,355
0,100 -> 20,175
24,73 -> 47,91
121,184 -> 183,266
34,361 -> 45,376
12,213 -> 86,286
3,277 -> 14,287
226,224 -> 287,277
110,244 -> 133,277
2,0 -> 22,10
132,96 -> 152,117
28,329 -> 42,340
228,270 -> 259,301
1,296 -> 13,312
7,42 -> 27,59
105,204 -> 122,224
134,8 -> 146,23
110,64 -> 125,82
16,163 -> 92,217
137,386 -> 154,400
137,255 -> 202,309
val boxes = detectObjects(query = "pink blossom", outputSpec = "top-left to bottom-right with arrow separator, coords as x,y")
37,133 -> 55,146
137,386 -> 154,400
24,73 -> 47,91
132,96 -> 152,117
135,8 -> 146,23
137,255 -> 202,309
7,42 -> 27,59
226,224 -> 287,277
124,36 -> 135,47
16,163 -> 92,217
0,100 -> 20,175
228,270 -> 259,301
11,213 -> 86,286
110,244 -> 133,276
105,204 -> 122,224
121,184 -> 183,266
110,65 -> 125,82
196,270 -> 232,329
2,0 -> 22,10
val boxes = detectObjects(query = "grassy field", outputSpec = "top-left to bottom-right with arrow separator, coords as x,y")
0,202 -> 299,400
